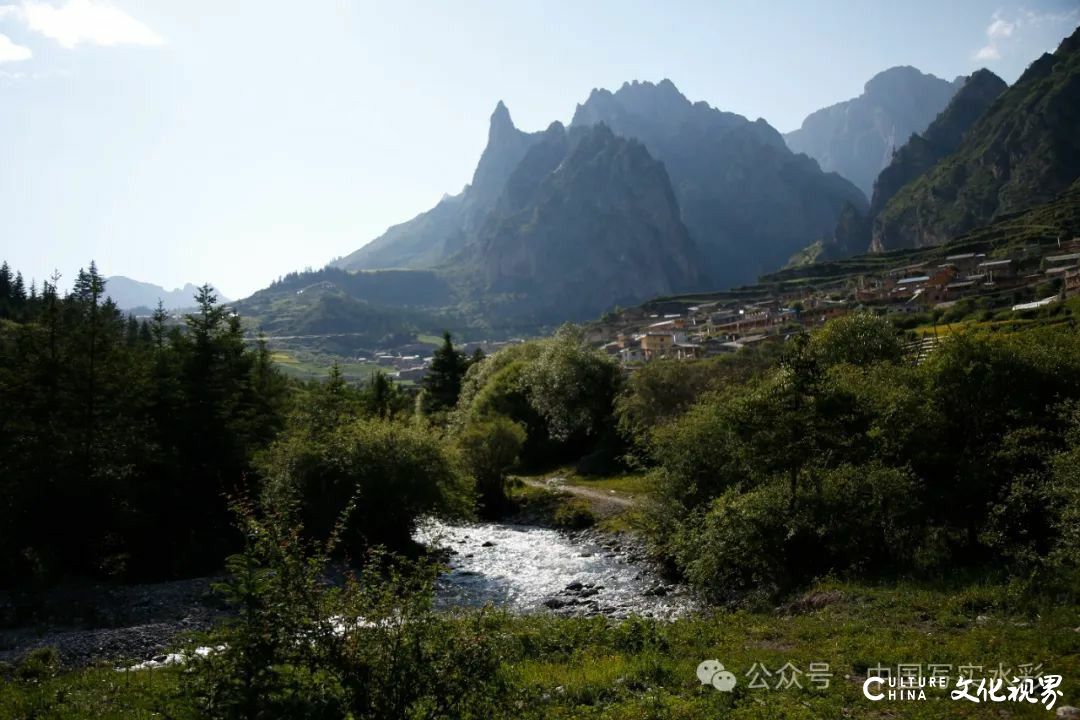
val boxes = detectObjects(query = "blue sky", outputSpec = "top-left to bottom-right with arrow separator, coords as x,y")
1,1 -> 1077,299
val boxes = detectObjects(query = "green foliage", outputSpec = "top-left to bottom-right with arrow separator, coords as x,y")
673,464 -> 925,604
0,264 -> 289,584
261,414 -> 471,552
518,325 -> 620,443
15,647 -> 60,681
184,497 -> 506,720
421,331 -> 469,415
457,415 -> 527,515
808,311 -> 904,367
551,498 -> 596,529
649,315 -> 1080,602
455,327 -> 619,466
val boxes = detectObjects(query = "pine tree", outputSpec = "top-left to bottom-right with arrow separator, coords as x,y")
0,262 -> 12,318
422,331 -> 466,413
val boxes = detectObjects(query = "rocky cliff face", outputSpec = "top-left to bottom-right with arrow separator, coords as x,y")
869,69 -> 1007,223
873,26 -> 1080,251
784,66 -> 962,197
571,80 -> 867,287
453,123 -> 704,322
810,69 -> 1007,259
333,102 -> 543,271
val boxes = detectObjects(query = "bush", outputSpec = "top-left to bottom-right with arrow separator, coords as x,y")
671,464 -> 928,604
16,647 -> 60,681
553,498 -> 595,529
261,418 -> 471,552
454,327 -> 619,466
457,415 -> 527,515
809,312 -> 903,367
185,498 -> 507,720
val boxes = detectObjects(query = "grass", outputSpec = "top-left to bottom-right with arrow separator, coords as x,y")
2,580 -> 1076,719
565,472 -> 655,497
269,350 -> 383,382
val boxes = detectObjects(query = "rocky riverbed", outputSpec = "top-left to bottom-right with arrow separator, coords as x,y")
0,576 -> 225,668
0,521 -> 690,668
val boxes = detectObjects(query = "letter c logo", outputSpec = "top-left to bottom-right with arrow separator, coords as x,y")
863,676 -> 884,701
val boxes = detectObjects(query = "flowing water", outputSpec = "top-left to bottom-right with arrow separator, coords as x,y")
414,519 -> 693,619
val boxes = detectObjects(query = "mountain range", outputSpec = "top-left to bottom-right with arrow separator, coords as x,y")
807,67 -> 1009,260
784,66 -> 964,198
872,26 -> 1080,250
105,276 -> 229,312
243,24 -> 1080,345
335,79 -> 864,307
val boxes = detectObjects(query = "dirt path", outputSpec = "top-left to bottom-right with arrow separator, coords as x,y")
522,477 -> 636,517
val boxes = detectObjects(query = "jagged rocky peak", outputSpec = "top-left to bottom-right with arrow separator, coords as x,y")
488,100 -> 516,138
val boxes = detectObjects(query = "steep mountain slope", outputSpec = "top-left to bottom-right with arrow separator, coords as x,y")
450,123 -> 704,322
869,69 -> 1007,221
873,26 -> 1080,251
570,79 -> 867,287
333,102 -> 542,271
807,69 -> 1008,261
784,66 -> 962,196
105,276 -> 229,311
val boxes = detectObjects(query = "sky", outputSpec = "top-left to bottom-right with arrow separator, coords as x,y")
1,1 -> 1078,299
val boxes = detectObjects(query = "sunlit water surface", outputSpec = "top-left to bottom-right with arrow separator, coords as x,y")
414,519 -> 692,619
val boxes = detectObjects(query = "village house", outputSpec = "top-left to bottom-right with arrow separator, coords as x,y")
977,258 -> 1017,280
943,252 -> 986,272
641,332 -> 676,360
1046,252 -> 1080,269
1066,268 -> 1080,297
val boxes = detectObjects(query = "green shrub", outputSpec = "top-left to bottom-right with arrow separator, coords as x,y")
16,646 -> 60,681
185,498 -> 506,720
457,415 -> 527,515
261,417 -> 472,552
672,464 -> 928,604
553,498 -> 595,529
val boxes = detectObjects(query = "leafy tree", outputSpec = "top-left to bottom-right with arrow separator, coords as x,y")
261,416 -> 471,552
457,416 -> 526,514
809,312 -> 904,367
359,369 -> 409,419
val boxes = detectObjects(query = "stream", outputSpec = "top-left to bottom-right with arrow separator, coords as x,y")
414,519 -> 693,619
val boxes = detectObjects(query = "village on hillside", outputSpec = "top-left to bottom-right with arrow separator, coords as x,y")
587,236 -> 1080,367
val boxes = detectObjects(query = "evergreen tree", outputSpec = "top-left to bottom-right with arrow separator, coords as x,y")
0,262 -> 11,318
422,331 -> 466,413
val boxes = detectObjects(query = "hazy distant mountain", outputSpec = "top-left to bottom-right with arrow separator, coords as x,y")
105,276 -> 229,312
873,26 -> 1080,251
570,79 -> 866,287
784,66 -> 963,197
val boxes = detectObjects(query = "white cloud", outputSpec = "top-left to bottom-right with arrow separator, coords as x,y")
2,0 -> 163,49
0,32 -> 32,62
973,7 -> 1080,63
986,16 -> 1015,40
